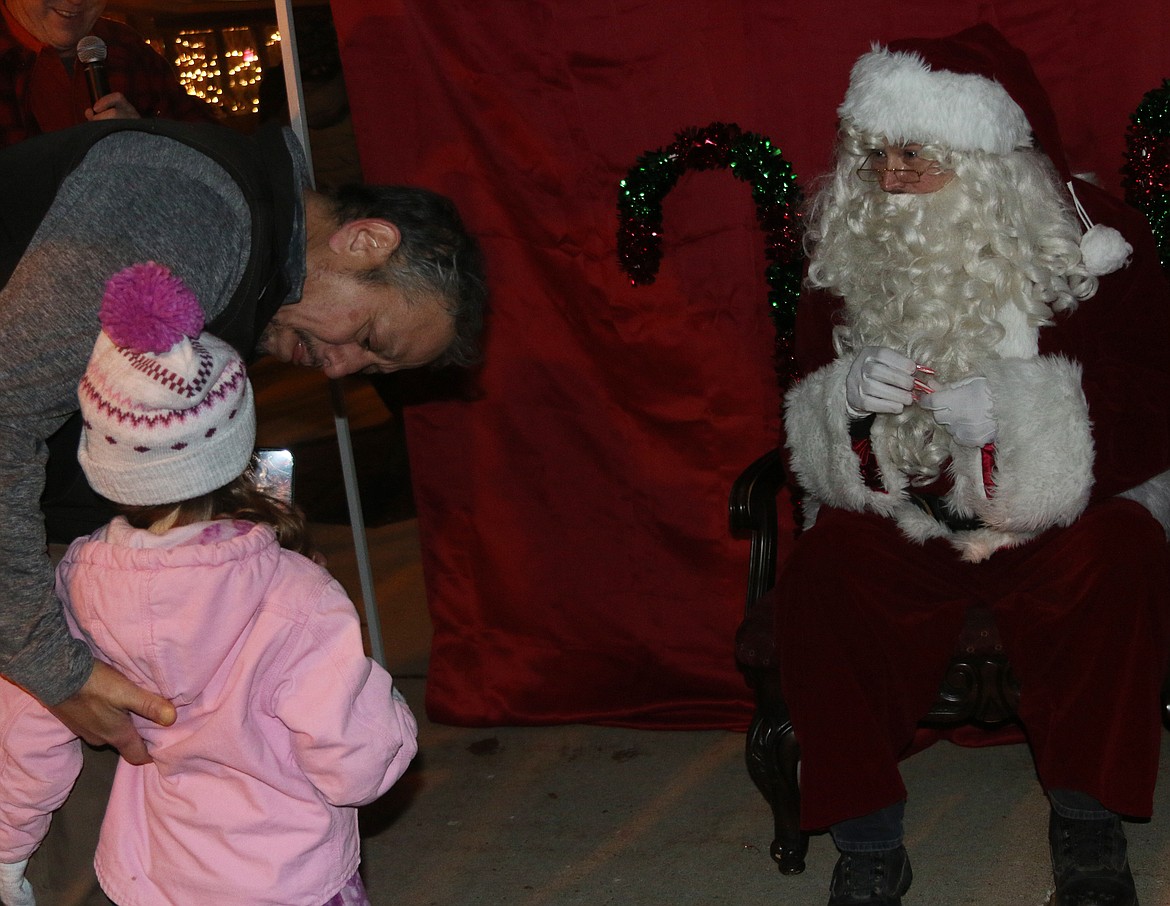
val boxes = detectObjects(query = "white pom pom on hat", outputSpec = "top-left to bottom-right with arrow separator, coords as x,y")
841,23 -> 1130,275
1070,189 -> 1134,276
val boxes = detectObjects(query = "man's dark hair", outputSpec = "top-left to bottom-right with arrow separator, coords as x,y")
326,184 -> 488,367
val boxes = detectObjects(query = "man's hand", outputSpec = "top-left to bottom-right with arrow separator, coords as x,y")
918,375 -> 998,447
46,661 -> 175,766
845,346 -> 918,416
85,92 -> 142,122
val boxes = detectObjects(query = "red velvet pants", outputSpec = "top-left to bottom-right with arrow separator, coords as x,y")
776,499 -> 1170,831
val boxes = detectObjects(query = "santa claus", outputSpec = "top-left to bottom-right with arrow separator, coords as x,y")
779,23 -> 1170,906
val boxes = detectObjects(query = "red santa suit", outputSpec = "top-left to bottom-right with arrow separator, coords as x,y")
778,28 -> 1170,832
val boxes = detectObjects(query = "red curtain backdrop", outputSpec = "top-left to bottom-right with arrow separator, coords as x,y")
329,0 -> 1170,729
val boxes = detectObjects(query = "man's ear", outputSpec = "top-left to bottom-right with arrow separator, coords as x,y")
328,219 -> 401,264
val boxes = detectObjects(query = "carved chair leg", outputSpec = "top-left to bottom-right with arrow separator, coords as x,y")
745,697 -> 808,874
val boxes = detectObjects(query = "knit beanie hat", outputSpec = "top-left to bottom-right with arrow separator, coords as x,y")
839,23 -> 1131,275
78,262 -> 256,506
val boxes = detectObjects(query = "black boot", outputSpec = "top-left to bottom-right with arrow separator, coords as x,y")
1049,808 -> 1138,906
827,845 -> 912,906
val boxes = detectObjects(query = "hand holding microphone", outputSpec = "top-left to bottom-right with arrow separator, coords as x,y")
76,35 -> 140,120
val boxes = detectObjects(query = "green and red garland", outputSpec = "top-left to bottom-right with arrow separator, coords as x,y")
1123,79 -> 1170,273
617,122 -> 805,389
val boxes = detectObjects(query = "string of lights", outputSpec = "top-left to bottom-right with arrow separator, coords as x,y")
170,26 -> 281,116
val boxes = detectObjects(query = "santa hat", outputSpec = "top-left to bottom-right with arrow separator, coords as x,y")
839,23 -> 1131,275
78,262 -> 256,506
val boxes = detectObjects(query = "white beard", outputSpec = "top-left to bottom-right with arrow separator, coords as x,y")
819,183 -> 1052,483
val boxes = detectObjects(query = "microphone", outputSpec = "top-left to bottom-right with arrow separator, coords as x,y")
76,35 -> 110,105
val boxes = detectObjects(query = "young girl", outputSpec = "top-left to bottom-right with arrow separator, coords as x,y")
0,262 -> 418,906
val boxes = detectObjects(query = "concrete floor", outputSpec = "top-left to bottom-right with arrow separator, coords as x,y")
358,705 -> 1170,906
254,361 -> 1170,906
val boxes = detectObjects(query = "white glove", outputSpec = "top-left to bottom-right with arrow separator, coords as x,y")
918,376 -> 997,447
0,860 -> 35,906
845,346 -> 918,416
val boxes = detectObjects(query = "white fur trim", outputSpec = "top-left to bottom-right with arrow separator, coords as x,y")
992,303 -> 1039,359
840,46 -> 1032,153
968,356 -> 1094,531
1119,468 -> 1170,540
783,359 -> 903,523
784,354 -> 1094,562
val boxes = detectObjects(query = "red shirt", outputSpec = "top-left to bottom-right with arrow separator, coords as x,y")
0,9 -> 218,147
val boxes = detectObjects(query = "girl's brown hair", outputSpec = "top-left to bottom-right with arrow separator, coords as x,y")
120,466 -> 312,556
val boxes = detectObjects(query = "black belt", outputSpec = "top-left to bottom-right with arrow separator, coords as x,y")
906,491 -> 984,533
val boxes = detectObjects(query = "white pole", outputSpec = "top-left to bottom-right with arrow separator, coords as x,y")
274,0 -> 386,668
274,1 -> 309,154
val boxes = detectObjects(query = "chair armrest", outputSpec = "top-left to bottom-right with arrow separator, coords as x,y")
729,448 -> 786,608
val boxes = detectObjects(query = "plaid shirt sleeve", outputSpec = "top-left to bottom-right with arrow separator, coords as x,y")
0,42 -> 35,148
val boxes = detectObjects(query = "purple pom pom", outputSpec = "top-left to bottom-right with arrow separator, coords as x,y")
100,262 -> 204,354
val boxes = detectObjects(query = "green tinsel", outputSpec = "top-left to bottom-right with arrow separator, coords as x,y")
617,122 -> 805,386
1123,79 -> 1170,272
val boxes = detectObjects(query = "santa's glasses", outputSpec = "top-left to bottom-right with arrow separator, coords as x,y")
856,149 -> 943,183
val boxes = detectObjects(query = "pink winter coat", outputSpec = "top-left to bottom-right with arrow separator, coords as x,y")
0,518 -> 418,906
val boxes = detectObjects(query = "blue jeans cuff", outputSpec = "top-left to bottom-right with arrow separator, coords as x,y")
1049,788 -> 1112,821
830,800 -> 906,853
